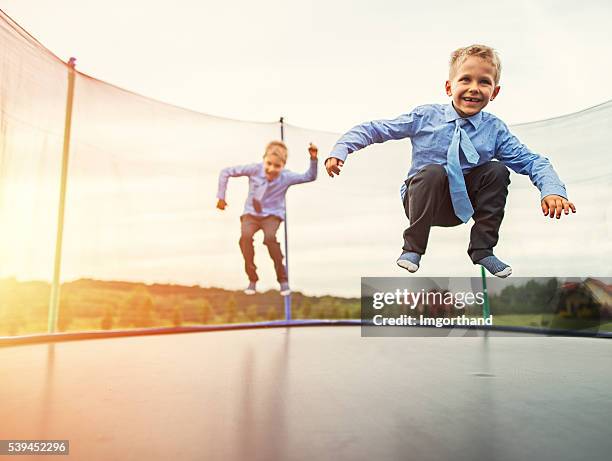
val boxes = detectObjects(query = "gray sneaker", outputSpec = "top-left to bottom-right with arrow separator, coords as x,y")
244,281 -> 257,295
279,282 -> 291,296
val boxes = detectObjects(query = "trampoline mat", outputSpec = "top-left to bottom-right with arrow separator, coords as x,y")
1,326 -> 611,460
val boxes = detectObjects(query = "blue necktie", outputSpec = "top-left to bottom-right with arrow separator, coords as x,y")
445,119 -> 480,223
252,180 -> 268,213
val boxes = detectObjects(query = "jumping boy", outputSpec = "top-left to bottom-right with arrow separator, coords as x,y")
325,44 -> 576,277
217,141 -> 318,295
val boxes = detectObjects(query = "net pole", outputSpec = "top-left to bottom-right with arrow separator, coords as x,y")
47,57 -> 76,333
280,117 -> 292,321
481,266 -> 491,319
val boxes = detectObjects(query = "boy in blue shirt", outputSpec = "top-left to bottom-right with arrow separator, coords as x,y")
325,44 -> 576,277
217,141 -> 318,295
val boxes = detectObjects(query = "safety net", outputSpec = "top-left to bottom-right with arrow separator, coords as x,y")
0,9 -> 610,337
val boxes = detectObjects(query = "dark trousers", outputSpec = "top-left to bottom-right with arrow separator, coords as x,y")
239,214 -> 287,283
402,162 -> 510,262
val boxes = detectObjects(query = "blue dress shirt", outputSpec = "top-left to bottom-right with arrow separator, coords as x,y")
327,104 -> 567,200
217,159 -> 318,220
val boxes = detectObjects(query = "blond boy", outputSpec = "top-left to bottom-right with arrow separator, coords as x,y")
325,45 -> 575,277
218,141 -> 318,294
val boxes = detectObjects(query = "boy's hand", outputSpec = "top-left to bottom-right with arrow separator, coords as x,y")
216,199 -> 227,210
541,195 -> 576,219
325,157 -> 344,177
308,142 -> 318,159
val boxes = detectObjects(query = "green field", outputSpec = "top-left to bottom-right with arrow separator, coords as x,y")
492,314 -> 612,332
2,278 -> 610,337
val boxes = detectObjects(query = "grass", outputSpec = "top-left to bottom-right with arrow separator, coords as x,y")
492,313 -> 612,332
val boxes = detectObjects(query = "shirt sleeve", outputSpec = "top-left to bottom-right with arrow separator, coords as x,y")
326,109 -> 422,163
495,122 -> 567,200
283,158 -> 318,186
217,163 -> 260,201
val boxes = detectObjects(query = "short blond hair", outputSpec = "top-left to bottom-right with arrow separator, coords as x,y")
264,140 -> 288,164
449,44 -> 502,85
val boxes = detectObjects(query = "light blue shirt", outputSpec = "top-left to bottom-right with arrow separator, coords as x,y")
217,159 -> 318,220
327,104 -> 567,200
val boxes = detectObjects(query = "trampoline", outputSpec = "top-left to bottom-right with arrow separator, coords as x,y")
2,325 -> 611,460
1,8 -> 611,460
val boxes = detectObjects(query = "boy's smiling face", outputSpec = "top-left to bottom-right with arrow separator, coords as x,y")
445,56 -> 500,118
263,152 -> 285,181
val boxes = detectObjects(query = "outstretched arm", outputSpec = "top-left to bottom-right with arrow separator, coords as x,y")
216,163 -> 260,209
325,110 -> 421,177
496,125 -> 576,219
284,143 -> 319,186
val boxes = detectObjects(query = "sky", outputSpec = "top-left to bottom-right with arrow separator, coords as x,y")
2,0 -> 612,132
1,0 -> 611,296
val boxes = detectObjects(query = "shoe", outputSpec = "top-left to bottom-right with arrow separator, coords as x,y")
477,255 -> 512,278
396,251 -> 421,273
244,281 -> 257,295
280,282 -> 291,296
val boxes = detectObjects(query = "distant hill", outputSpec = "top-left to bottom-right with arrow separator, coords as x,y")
0,277 -> 359,336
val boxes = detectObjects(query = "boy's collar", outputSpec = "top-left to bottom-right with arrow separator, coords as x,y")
444,104 -> 483,128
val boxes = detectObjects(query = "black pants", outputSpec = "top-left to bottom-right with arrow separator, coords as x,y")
402,162 -> 510,263
239,214 -> 287,283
